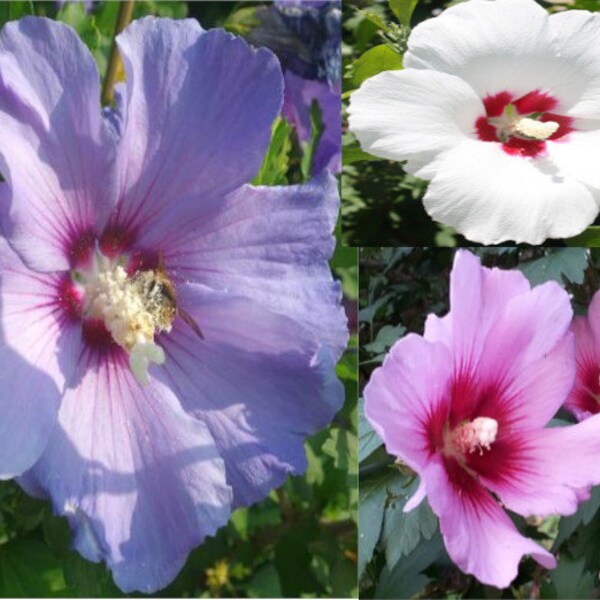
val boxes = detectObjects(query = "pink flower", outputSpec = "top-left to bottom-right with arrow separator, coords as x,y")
565,291 -> 600,421
364,250 -> 600,588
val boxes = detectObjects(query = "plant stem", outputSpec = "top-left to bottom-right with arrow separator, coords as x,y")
101,0 -> 135,106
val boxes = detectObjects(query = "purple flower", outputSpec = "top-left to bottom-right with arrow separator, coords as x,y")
0,16 -> 347,592
365,251 -> 600,588
247,0 -> 341,174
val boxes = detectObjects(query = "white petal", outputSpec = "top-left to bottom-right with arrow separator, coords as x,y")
549,11 -> 600,119
404,0 -> 586,106
348,69 -> 482,168
547,131 -> 600,192
423,139 -> 599,245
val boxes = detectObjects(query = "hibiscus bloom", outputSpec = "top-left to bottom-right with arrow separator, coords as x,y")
565,290 -> 600,421
348,0 -> 600,245
0,16 -> 347,592
364,251 -> 600,587
247,0 -> 342,174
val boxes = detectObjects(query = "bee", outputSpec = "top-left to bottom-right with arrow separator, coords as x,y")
131,251 -> 204,339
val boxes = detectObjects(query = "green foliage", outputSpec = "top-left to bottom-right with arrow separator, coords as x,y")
359,247 -> 600,598
253,118 -> 294,186
300,100 -> 325,180
350,44 -> 403,88
519,248 -> 588,286
566,226 -> 600,247
389,0 -> 419,25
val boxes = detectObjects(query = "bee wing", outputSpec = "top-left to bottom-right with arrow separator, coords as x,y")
179,308 -> 204,339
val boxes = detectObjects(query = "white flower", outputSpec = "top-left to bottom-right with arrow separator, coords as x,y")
348,0 -> 600,245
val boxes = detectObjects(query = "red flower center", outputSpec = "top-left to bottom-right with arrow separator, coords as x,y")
475,90 -> 574,158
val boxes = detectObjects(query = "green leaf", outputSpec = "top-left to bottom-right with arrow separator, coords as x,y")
300,100 -> 324,180
358,7 -> 392,33
543,556 -> 595,599
342,145 -> 381,166
9,1 -> 34,20
363,324 -> 405,354
330,554 -> 358,597
253,118 -> 293,186
274,530 -> 318,596
389,0 -> 419,26
223,6 -> 259,35
351,44 -> 403,88
376,533 -> 445,599
381,477 -> 438,568
359,399 -> 383,462
555,485 -> 600,547
323,426 -> 358,472
565,226 -> 600,247
63,552 -> 120,597
358,473 -> 388,577
246,563 -> 282,598
0,540 -> 66,597
520,248 -> 588,286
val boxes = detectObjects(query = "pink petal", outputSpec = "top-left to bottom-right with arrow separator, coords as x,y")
477,415 -> 600,517
364,333 -> 453,472
423,456 -> 556,588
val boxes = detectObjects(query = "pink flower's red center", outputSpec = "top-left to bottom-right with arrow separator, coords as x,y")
475,90 -> 574,158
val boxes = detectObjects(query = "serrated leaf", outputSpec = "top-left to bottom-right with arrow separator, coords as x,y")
389,0 -> 419,26
351,44 -> 403,88
382,477 -> 438,567
376,533 -> 445,599
520,248 -> 588,286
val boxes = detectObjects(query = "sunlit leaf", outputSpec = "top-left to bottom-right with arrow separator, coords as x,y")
351,44 -> 403,88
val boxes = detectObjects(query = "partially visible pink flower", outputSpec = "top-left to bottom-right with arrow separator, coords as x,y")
565,291 -> 600,421
365,251 -> 600,588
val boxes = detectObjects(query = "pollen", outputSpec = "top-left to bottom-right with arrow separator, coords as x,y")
449,416 -> 498,456
512,117 -> 559,141
80,252 -> 176,385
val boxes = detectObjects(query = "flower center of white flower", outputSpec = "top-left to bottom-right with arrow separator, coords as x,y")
488,103 -> 558,142
448,416 -> 498,457
77,251 -> 176,385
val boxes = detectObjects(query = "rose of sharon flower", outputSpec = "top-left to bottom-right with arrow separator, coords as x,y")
364,251 -> 600,588
0,17 -> 347,592
248,0 -> 342,174
348,0 -> 600,245
565,290 -> 600,421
